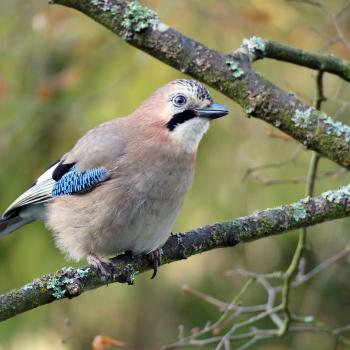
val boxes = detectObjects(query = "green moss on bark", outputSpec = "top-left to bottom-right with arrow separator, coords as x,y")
121,1 -> 159,32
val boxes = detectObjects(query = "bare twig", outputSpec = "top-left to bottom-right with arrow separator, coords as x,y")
277,70 -> 325,336
289,0 -> 350,52
251,168 -> 345,186
166,242 -> 350,349
293,244 -> 350,287
242,146 -> 303,183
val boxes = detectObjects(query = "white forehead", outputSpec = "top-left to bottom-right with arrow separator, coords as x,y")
170,79 -> 213,102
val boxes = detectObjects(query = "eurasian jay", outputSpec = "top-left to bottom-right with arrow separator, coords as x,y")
0,79 -> 229,277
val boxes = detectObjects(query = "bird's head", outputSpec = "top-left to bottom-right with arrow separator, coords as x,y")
136,79 -> 229,153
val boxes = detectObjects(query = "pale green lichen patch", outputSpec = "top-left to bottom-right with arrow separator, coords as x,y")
301,196 -> 311,204
22,283 -> 34,292
319,112 -> 350,143
292,107 -> 314,129
90,0 -> 119,14
226,60 -> 244,79
292,107 -> 350,144
321,184 -> 350,204
291,202 -> 307,221
46,277 -> 66,299
123,264 -> 138,285
232,219 -> 251,240
157,22 -> 169,32
239,36 -> 266,60
245,106 -> 255,115
244,105 -> 256,117
121,1 -> 159,32
68,267 -> 90,278
174,233 -> 185,244
274,120 -> 282,128
46,267 -> 91,299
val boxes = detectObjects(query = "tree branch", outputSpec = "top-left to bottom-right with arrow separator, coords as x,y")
2,184 -> 350,322
50,0 -> 350,169
245,37 -> 350,82
277,70 -> 325,336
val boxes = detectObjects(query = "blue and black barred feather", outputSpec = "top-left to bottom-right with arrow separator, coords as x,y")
52,165 -> 109,196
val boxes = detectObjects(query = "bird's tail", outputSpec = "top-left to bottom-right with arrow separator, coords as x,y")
0,215 -> 33,237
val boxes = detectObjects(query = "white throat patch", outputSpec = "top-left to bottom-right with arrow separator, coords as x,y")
171,117 -> 209,153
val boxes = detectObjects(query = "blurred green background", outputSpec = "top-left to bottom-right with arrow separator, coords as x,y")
0,0 -> 350,349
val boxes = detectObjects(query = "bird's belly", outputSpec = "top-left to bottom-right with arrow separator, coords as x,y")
104,197 -> 181,255
46,192 -> 182,261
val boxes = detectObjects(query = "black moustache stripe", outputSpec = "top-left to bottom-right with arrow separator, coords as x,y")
166,110 -> 197,131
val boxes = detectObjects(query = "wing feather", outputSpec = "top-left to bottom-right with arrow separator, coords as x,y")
3,164 -> 109,217
3,162 -> 63,216
3,119 -> 126,218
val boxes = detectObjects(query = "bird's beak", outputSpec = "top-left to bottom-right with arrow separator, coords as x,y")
193,103 -> 230,120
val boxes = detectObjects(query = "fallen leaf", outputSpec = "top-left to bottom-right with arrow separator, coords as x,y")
92,335 -> 127,350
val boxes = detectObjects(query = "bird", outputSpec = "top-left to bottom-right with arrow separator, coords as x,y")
0,79 -> 229,278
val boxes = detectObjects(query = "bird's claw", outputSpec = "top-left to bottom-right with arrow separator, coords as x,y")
148,249 -> 161,279
87,253 -> 116,280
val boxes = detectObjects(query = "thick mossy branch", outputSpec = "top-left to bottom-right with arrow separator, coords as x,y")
52,0 -> 350,169
2,184 -> 350,322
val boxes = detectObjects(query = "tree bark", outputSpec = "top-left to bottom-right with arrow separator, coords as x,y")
1,0 -> 349,323
1,184 -> 350,322
51,0 -> 350,169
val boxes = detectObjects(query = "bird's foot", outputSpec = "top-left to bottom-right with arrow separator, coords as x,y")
87,253 -> 115,278
148,249 -> 162,279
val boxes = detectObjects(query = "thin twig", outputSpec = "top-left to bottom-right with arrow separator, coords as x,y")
289,0 -> 350,52
277,70 -> 325,336
251,168 -> 345,186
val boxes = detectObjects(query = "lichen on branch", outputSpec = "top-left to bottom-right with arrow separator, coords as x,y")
4,0 -> 346,329
121,1 -> 159,33
2,183 -> 350,322
240,36 -> 350,82
51,0 -> 350,170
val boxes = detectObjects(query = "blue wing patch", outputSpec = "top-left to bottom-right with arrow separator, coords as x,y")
52,165 -> 109,196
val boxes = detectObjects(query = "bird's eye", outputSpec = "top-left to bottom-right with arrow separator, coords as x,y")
172,94 -> 187,108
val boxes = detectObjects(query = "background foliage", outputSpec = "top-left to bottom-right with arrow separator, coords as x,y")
0,0 -> 350,348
